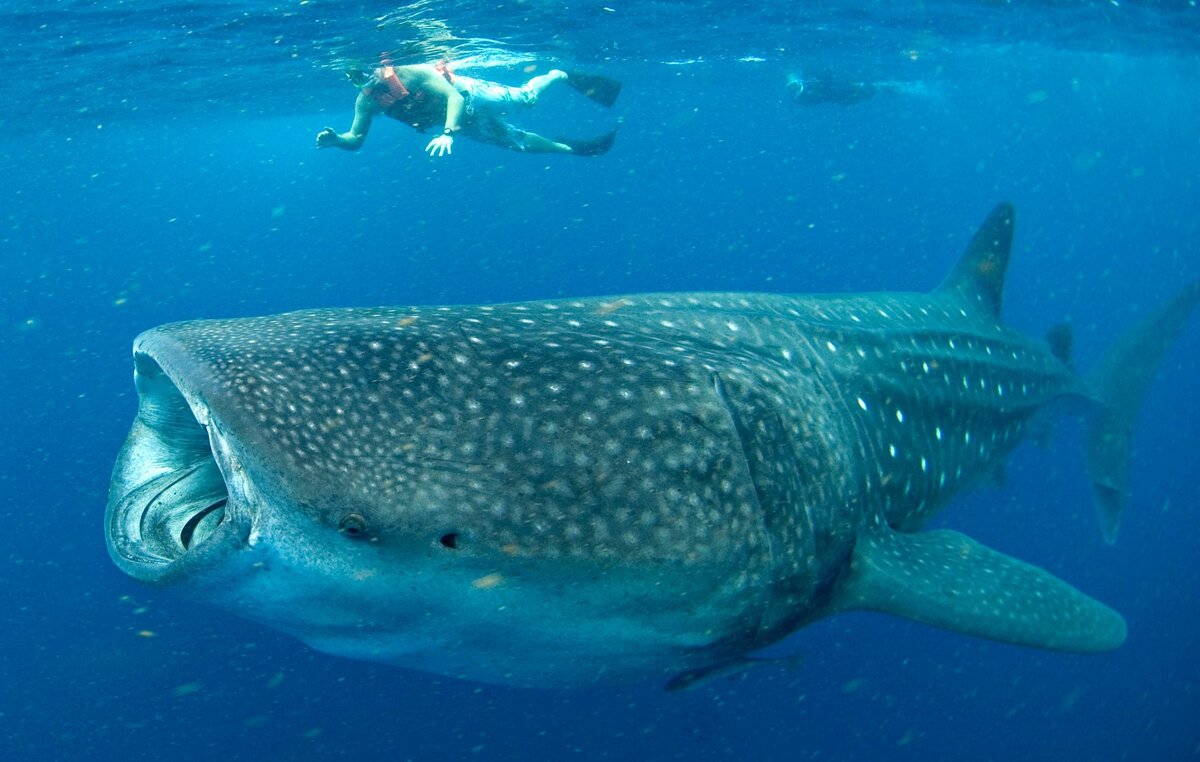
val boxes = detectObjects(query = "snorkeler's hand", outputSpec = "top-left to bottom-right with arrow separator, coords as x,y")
426,134 -> 454,158
316,128 -> 340,149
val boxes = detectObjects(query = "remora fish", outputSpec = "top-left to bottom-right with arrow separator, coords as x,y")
105,205 -> 1198,687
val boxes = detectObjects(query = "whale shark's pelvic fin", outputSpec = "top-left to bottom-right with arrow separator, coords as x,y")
665,651 -> 806,692
830,528 -> 1127,652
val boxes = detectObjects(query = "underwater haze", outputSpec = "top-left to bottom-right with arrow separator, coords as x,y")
1,1 -> 1198,760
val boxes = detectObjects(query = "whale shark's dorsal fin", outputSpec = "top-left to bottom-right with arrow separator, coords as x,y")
937,202 -> 1014,319
829,528 -> 1127,653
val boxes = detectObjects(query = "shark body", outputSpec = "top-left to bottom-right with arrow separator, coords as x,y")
105,205 -> 1197,687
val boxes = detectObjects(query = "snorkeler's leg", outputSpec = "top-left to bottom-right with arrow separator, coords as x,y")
552,129 -> 618,157
519,132 -> 573,153
522,70 -> 568,100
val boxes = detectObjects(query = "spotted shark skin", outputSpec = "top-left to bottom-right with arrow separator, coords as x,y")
105,205 -> 1198,687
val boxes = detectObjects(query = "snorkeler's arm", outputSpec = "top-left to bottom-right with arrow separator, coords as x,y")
406,65 -> 464,132
316,91 -> 373,151
404,65 -> 464,157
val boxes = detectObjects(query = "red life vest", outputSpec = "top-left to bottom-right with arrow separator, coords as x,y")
363,65 -> 453,133
366,66 -> 410,111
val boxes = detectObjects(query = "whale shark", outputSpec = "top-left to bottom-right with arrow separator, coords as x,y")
105,204 -> 1198,687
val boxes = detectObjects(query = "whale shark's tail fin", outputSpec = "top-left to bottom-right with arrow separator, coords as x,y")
939,203 -> 1198,543
1084,280 -> 1200,544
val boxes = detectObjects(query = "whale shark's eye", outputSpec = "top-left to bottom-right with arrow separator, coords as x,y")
339,513 -> 368,538
439,533 -> 459,549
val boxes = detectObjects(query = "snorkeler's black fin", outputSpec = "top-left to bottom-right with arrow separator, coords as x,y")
566,72 -> 622,107
558,129 -> 618,157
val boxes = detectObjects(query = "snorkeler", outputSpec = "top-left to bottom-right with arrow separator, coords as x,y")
316,63 -> 621,157
786,69 -> 879,106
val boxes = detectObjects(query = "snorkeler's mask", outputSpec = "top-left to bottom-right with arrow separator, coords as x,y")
345,70 -> 373,89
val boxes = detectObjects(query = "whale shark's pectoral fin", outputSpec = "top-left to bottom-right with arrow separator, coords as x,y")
830,529 -> 1126,653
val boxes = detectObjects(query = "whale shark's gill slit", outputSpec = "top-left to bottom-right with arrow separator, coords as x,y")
140,463 -> 203,536
711,373 -> 767,520
181,499 -> 227,550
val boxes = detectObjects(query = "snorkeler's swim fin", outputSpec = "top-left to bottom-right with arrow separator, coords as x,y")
566,72 -> 622,107
558,129 -> 618,157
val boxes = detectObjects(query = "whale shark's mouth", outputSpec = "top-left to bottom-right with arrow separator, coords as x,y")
106,351 -> 240,579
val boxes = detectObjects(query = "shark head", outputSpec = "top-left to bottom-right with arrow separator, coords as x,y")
105,305 -> 782,686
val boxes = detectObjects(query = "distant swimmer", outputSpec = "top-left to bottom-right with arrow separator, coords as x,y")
316,63 -> 621,157
786,70 -> 878,106
785,67 -> 936,107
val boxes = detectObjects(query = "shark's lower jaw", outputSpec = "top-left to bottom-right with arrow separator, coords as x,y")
105,351 -> 242,581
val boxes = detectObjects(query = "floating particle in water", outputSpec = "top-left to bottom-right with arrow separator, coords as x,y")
171,681 -> 203,698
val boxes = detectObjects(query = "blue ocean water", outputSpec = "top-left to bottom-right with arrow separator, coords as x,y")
1,1 -> 1198,760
